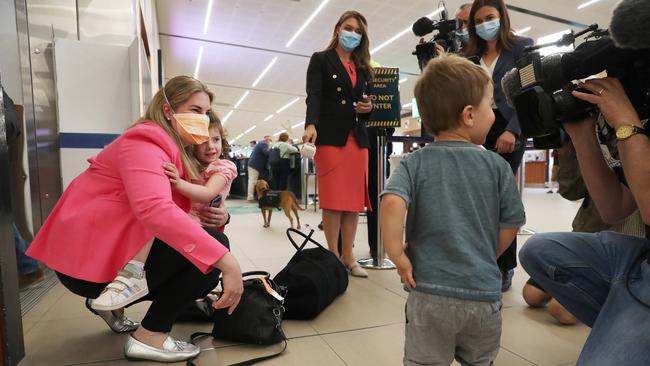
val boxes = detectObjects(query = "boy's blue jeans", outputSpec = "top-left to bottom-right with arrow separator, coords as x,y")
14,223 -> 39,274
520,231 -> 650,366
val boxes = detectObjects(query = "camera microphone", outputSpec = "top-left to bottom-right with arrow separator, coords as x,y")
501,68 -> 522,109
412,17 -> 435,37
610,0 -> 650,49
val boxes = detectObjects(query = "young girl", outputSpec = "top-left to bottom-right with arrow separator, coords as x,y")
91,114 -> 237,311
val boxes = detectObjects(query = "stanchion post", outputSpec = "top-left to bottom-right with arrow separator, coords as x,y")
358,128 -> 395,269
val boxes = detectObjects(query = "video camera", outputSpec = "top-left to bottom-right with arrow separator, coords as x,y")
502,24 -> 650,149
412,6 -> 462,71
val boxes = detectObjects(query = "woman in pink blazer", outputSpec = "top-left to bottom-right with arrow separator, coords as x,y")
26,76 -> 243,363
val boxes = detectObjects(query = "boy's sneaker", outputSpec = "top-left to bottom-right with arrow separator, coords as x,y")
91,270 -> 148,311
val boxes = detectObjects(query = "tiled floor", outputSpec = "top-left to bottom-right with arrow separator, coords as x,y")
18,188 -> 589,366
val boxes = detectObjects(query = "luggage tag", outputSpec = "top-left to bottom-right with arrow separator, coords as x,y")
260,277 -> 285,302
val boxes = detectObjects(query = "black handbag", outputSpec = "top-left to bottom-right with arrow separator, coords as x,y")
186,271 -> 288,366
273,229 -> 348,320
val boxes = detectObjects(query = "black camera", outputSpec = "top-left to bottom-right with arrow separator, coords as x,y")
502,25 -> 650,149
412,11 -> 462,71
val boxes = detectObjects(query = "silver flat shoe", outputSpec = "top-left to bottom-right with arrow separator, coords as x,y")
124,335 -> 201,362
85,298 -> 139,333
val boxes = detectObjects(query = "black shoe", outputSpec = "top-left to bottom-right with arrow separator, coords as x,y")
501,269 -> 514,292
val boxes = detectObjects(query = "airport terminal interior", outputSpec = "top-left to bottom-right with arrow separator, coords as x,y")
0,0 -> 643,365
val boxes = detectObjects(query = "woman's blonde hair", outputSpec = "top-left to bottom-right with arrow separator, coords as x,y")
134,76 -> 214,180
325,11 -> 374,79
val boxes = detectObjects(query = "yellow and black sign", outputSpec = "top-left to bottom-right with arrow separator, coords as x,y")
367,67 -> 401,128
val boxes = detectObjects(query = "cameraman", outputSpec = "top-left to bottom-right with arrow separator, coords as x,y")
520,77 -> 650,364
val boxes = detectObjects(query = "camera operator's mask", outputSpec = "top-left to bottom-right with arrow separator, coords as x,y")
476,19 -> 500,41
339,30 -> 362,51
456,28 -> 469,44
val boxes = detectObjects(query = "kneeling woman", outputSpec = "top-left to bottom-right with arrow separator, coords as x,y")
26,76 -> 243,362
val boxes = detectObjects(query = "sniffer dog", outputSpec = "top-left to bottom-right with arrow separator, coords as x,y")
254,179 -> 303,229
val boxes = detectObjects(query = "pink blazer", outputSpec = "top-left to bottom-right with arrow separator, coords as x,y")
27,122 -> 229,283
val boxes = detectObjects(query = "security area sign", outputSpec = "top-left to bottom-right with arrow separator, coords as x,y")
367,67 -> 401,128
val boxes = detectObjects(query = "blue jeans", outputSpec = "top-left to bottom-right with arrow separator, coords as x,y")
520,231 -> 650,366
14,223 -> 39,274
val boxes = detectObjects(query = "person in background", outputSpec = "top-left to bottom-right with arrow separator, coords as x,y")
272,132 -> 299,191
303,10 -> 374,278
455,3 -> 472,48
247,135 -> 272,201
3,89 -> 46,290
463,0 -> 534,291
26,76 -> 243,363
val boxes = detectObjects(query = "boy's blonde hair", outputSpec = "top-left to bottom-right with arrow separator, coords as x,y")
414,54 -> 491,135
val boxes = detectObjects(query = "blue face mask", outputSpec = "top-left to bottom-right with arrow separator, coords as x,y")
476,19 -> 501,41
456,28 -> 469,44
339,30 -> 362,51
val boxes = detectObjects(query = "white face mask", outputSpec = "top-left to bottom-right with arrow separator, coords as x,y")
162,87 -> 210,145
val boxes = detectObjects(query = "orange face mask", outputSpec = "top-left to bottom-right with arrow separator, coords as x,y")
172,113 -> 210,145
162,86 -> 210,145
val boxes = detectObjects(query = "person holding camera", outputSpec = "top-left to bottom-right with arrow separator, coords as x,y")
463,0 -> 533,291
520,76 -> 650,364
303,10 -> 373,278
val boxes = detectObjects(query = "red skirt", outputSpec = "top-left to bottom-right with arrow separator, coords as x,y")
314,133 -> 372,212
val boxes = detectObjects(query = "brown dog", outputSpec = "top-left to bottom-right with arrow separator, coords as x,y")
254,179 -> 303,229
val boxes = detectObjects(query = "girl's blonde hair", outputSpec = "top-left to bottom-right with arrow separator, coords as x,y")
134,76 -> 214,180
325,11 -> 374,79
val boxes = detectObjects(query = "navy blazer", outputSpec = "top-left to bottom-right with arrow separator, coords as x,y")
491,37 -> 534,137
305,49 -> 371,148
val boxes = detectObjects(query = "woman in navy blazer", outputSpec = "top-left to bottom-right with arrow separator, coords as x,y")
464,0 -> 534,291
303,11 -> 373,277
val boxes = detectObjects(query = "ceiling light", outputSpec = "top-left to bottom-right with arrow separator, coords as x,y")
514,26 -> 531,35
244,125 -> 257,134
231,133 -> 244,143
577,0 -> 601,9
202,0 -> 214,34
222,110 -> 234,124
193,46 -> 203,79
402,103 -> 412,108
399,78 -> 408,84
264,114 -> 274,122
286,0 -> 331,48
292,121 -> 305,129
273,130 -> 285,137
252,57 -> 278,87
371,7 -> 444,54
276,97 -> 300,113
233,91 -> 250,109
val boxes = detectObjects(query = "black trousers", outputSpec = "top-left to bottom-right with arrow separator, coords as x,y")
56,228 -> 228,332
484,109 -> 525,272
270,160 -> 291,191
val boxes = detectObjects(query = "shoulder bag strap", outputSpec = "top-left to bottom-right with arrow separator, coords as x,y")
186,313 -> 287,366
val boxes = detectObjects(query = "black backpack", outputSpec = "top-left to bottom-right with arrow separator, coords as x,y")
273,229 -> 348,320
268,146 -> 281,167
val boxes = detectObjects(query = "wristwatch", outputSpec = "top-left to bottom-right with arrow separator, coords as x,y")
615,125 -> 647,141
